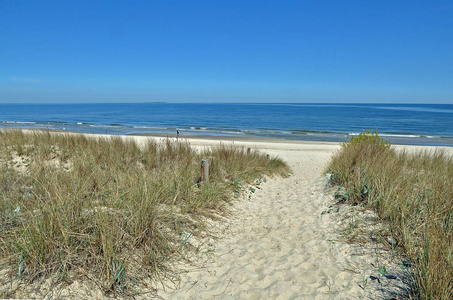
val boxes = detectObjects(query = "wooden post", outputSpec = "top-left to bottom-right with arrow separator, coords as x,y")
201,159 -> 209,184
247,148 -> 251,155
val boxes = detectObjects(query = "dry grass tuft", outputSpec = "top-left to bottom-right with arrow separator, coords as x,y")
327,130 -> 453,299
0,129 -> 290,297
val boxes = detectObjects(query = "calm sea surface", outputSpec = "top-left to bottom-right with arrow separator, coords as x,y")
0,103 -> 452,146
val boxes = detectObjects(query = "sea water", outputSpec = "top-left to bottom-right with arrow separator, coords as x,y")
0,103 -> 452,146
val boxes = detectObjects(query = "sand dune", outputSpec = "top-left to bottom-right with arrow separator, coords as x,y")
10,133 -> 447,299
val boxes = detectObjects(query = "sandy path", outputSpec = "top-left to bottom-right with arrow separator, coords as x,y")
152,139 -> 425,299
158,177 -> 346,299
155,141 -> 371,299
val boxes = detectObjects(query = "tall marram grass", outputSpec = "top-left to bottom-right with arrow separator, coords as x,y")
327,130 -> 453,299
0,130 -> 289,296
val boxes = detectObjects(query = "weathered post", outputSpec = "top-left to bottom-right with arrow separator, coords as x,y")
201,159 -> 209,184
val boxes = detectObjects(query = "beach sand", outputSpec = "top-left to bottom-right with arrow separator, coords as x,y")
10,132 -> 453,299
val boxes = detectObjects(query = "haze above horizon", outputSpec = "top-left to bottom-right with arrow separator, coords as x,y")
1,1 -> 452,104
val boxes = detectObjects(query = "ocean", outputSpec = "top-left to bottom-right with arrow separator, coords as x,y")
0,103 -> 452,147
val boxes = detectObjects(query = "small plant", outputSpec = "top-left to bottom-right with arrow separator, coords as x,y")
110,259 -> 127,293
232,177 -> 243,191
399,260 -> 412,270
232,177 -> 243,198
360,274 -> 368,290
17,252 -> 28,280
321,208 -> 333,215
378,266 -> 387,277
178,228 -> 195,250
334,191 -> 349,203
343,129 -> 390,149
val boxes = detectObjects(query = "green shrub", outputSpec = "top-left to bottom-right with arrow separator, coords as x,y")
343,129 -> 390,149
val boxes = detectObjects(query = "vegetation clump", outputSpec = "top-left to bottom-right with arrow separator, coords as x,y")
0,129 -> 290,297
327,129 -> 453,299
342,129 -> 390,149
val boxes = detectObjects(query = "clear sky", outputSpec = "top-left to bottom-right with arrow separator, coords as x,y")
1,0 -> 452,103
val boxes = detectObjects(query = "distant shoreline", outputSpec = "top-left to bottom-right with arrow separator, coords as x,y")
126,131 -> 453,147
3,127 -> 453,147
127,132 -> 336,144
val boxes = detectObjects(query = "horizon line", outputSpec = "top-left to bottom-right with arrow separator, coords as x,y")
0,101 -> 451,105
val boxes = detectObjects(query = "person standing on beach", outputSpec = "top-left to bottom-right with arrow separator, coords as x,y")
177,130 -> 180,139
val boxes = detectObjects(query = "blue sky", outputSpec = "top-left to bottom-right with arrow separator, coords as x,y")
1,1 -> 452,103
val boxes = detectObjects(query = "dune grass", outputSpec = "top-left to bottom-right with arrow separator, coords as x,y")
327,130 -> 453,299
0,129 -> 290,297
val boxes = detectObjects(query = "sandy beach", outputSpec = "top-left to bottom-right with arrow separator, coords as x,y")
9,132 -> 453,299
